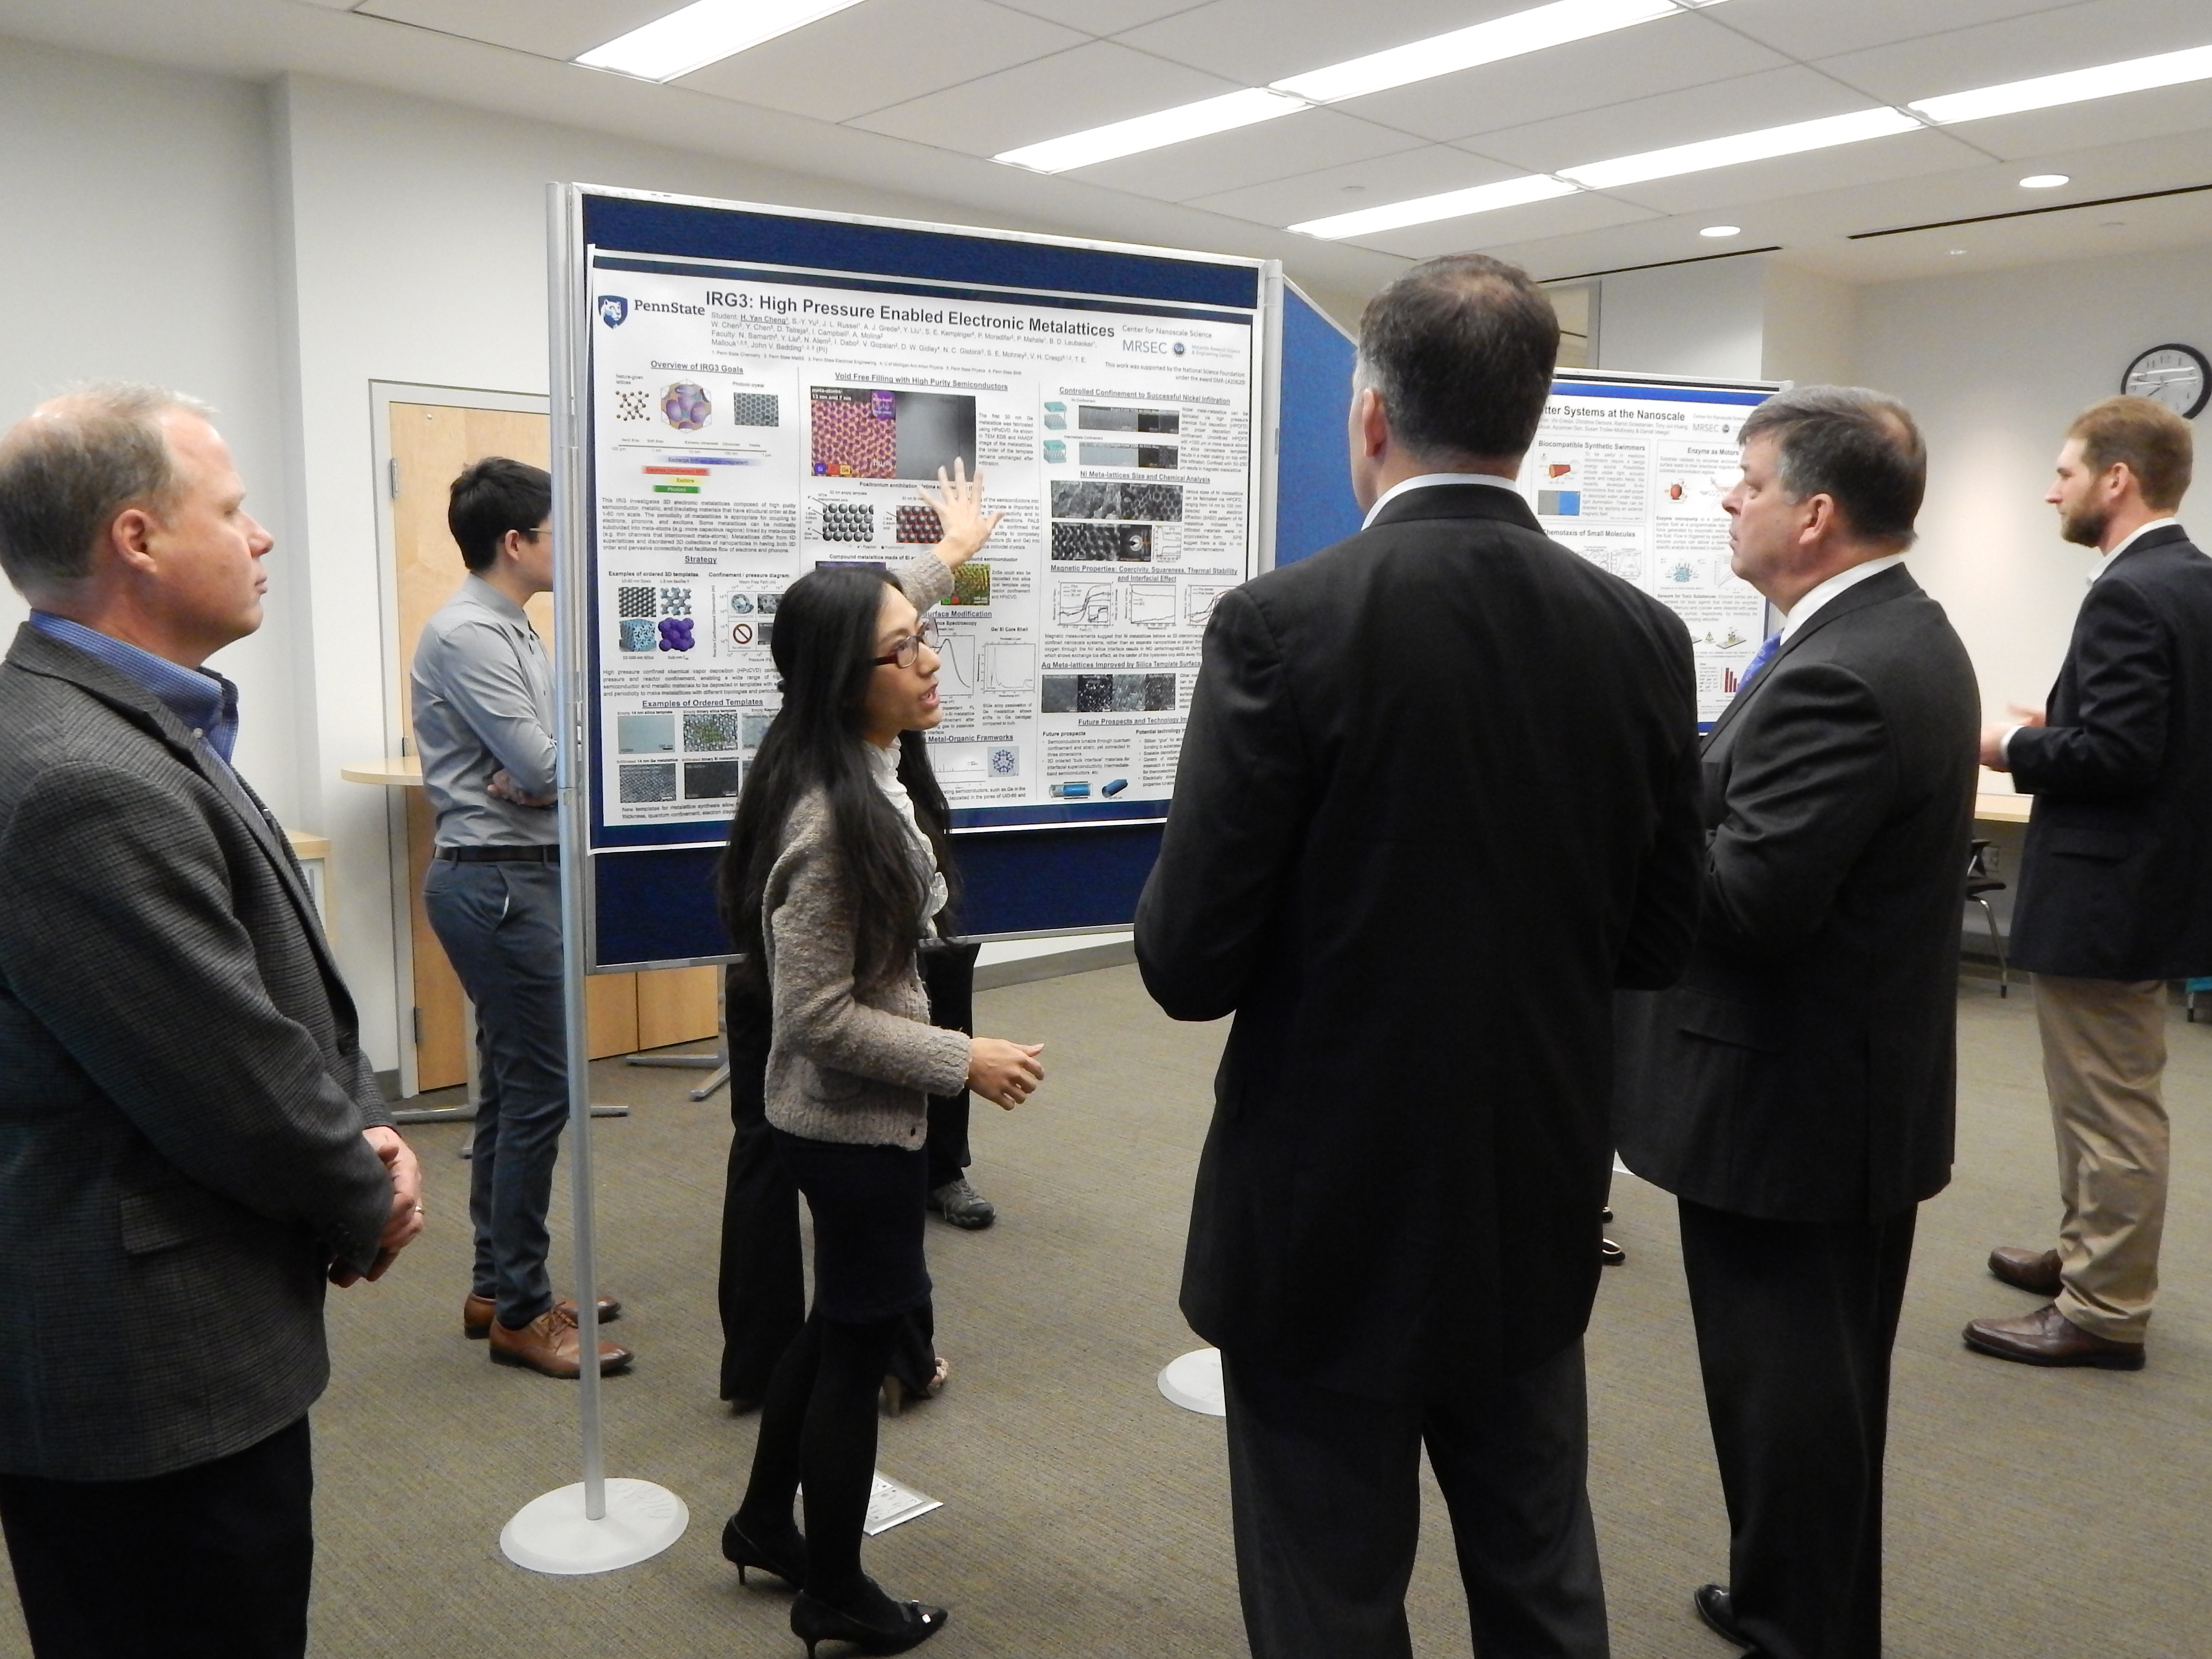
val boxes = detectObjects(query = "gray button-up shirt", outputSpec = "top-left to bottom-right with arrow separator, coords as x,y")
410,575 -> 557,848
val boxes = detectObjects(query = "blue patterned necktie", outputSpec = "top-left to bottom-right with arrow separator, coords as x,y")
1736,632 -> 1782,694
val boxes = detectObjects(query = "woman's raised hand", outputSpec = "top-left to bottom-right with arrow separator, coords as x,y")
920,457 -> 1004,569
967,1037 -> 1045,1110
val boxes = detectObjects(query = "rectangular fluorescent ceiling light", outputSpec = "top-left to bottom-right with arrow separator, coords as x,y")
576,0 -> 866,82
1911,43 -> 2212,125
997,88 -> 1307,173
997,0 -> 1725,173
1274,0 -> 1709,105
1291,174 -> 1577,240
1560,106 -> 1923,189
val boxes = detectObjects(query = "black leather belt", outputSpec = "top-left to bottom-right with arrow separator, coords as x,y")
435,845 -> 559,863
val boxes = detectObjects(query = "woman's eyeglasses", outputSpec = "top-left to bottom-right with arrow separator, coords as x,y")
870,617 -> 942,669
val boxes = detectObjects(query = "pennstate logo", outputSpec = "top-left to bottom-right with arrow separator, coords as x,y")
599,296 -> 629,328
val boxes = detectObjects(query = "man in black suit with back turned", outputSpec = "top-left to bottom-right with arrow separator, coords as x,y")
1613,387 -> 1979,1659
1137,253 -> 1705,1659
0,386 -> 423,1657
1968,395 -> 2212,1370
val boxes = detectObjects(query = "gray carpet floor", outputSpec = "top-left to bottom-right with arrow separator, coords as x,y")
4,968 -> 2208,1657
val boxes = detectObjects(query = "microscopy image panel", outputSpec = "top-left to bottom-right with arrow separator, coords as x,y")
742,713 -> 774,748
617,585 -> 655,619
1078,405 -> 1178,434
947,563 -> 991,607
685,760 -> 745,800
1050,481 -> 1121,520
685,710 -> 744,751
1143,673 -> 1178,711
1074,674 -> 1115,713
1109,674 -> 1147,712
1122,482 -> 1184,521
1051,522 -> 1118,562
1040,675 -> 1078,714
892,391 -> 977,481
619,763 -> 677,804
810,387 -> 895,478
729,392 -> 779,428
1113,526 -> 1154,562
617,713 -> 676,754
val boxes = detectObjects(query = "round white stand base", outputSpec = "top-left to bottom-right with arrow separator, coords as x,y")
499,1479 -> 689,1575
1157,1347 -> 1226,1417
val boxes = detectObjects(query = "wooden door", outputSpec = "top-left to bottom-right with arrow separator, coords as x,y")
388,401 -> 717,1089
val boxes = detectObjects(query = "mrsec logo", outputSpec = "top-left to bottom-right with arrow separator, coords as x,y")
1174,341 -> 1186,355
599,296 -> 629,328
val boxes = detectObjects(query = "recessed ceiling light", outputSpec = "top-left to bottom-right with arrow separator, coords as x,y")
2019,173 -> 2070,188
1948,248 -> 1967,256
996,88 -> 1306,173
576,0 -> 865,81
1911,43 -> 2212,124
1291,174 -> 1579,240
996,0 -> 1732,173
1700,224 -> 1742,237
1561,107 -> 1922,190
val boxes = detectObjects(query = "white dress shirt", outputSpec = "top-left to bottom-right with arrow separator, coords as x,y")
1360,470 -> 1523,529
1779,552 -> 1910,643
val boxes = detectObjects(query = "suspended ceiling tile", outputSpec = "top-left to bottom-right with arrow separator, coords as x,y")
1185,143 -> 1531,228
1940,82 -> 2212,162
988,0 -> 1214,35
1482,219 -> 1772,282
1338,189 -> 1662,261
354,0 -> 681,62
846,39 -> 1240,155
1110,0 -> 1545,88
1707,0 -> 2083,61
673,0 -> 1085,123
1463,64 -> 1887,175
1591,125 -> 1990,215
1066,108 -> 1422,204
1813,0 -> 2212,105
1332,12 -> 1789,147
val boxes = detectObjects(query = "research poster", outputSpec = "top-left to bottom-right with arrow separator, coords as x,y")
585,256 -> 1260,834
1516,382 -> 1771,724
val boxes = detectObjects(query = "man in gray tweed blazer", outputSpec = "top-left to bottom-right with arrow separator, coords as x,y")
0,386 -> 422,1657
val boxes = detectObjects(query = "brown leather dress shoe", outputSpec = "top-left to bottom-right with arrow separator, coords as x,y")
1962,1302 -> 2144,1370
488,1304 -> 635,1378
464,1292 -> 622,1340
1987,1245 -> 2061,1297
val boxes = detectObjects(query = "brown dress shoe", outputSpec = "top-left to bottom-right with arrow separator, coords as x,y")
1987,1245 -> 2061,1297
463,1292 -> 623,1340
488,1304 -> 635,1378
1963,1302 -> 2144,1370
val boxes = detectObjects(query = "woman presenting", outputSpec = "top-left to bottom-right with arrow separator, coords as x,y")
716,465 -> 1046,1657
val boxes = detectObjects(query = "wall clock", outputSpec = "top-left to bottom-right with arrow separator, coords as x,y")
2121,343 -> 2210,418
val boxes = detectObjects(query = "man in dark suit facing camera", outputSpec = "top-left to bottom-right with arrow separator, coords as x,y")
1137,254 -> 1705,1659
0,386 -> 422,1658
1614,386 -> 1979,1659
1969,395 -> 2212,1371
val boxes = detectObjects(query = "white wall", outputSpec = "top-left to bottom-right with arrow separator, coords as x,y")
1855,240 -> 2212,724
1594,255 -> 1768,380
0,37 -> 301,818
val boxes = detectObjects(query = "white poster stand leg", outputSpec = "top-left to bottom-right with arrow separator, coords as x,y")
500,182 -> 685,1576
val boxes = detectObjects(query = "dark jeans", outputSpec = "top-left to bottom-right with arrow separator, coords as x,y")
0,1416 -> 313,1659
1221,1343 -> 1608,1659
423,857 -> 567,1328
1678,1198 -> 1918,1659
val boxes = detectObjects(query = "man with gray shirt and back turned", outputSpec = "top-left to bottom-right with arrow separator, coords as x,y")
413,457 -> 627,1380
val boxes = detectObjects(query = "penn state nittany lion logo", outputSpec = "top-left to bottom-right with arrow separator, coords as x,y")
599,296 -> 629,327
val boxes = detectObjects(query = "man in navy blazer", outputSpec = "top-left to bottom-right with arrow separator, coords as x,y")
0,387 -> 422,1657
1970,396 -> 2212,1370
1138,254 -> 1703,1659
1613,386 -> 1979,1659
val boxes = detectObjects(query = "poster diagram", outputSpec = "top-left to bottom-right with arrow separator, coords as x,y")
1516,384 -> 1772,724
587,259 -> 1258,828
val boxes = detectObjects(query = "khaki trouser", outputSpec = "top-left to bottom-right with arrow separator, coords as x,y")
2034,974 -> 2170,1343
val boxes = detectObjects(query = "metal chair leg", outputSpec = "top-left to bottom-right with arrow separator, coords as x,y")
1971,895 -> 2007,997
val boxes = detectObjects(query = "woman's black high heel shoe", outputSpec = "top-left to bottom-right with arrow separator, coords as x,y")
789,1585 -> 948,1657
721,1515 -> 808,1589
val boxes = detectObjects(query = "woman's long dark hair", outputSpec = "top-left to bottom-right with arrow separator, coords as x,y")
718,565 -> 955,998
